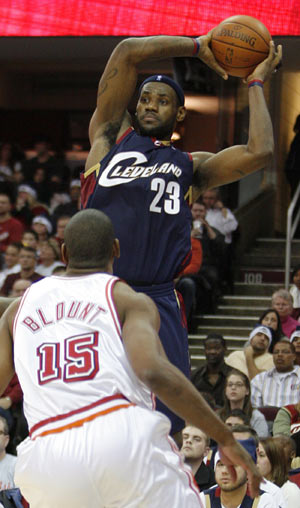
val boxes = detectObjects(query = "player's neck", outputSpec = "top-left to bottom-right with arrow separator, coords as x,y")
65,267 -> 112,277
220,483 -> 247,508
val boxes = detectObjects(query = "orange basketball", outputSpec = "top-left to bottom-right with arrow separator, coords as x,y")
211,15 -> 271,78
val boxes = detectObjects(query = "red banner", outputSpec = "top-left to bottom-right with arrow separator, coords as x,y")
0,0 -> 298,36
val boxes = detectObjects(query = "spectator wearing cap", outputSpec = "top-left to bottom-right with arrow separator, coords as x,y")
36,239 -> 65,277
31,216 -> 52,256
191,334 -> 232,407
0,246 -> 43,296
226,325 -> 274,380
251,340 -> 300,409
200,438 -> 276,508
290,327 -> 300,366
51,179 -> 81,227
14,184 -> 48,229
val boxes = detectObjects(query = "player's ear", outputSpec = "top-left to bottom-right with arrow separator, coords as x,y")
112,238 -> 120,259
176,106 -> 186,123
61,243 -> 68,264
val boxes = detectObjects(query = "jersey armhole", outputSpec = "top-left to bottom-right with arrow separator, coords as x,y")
116,127 -> 134,144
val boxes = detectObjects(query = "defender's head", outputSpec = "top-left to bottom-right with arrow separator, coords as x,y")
62,209 -> 119,273
136,75 -> 186,140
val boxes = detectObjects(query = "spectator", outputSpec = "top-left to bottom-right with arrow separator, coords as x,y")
218,369 -> 269,437
0,193 -> 24,253
14,184 -> 48,229
232,427 -> 287,508
272,289 -> 298,338
290,328 -> 300,366
31,215 -> 52,255
201,188 -> 238,292
0,243 -> 21,290
51,179 -> 81,226
21,230 -> 38,251
0,373 -> 23,433
273,435 -> 300,488
35,240 -> 64,277
273,404 -> 300,462
51,215 -> 71,255
224,409 -> 250,428
22,138 -> 66,183
226,325 -> 274,379
251,340 -> 300,409
191,200 -> 225,310
9,279 -> 31,297
257,437 -> 300,508
0,246 -> 43,296
258,308 -> 284,352
0,416 -> 17,491
0,142 -> 24,183
289,266 -> 300,316
191,334 -> 232,407
181,425 -> 215,491
175,235 -> 202,327
200,439 -> 275,508
30,166 -> 51,205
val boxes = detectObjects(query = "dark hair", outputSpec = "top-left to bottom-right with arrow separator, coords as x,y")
225,409 -> 250,425
22,229 -> 39,242
200,391 -> 216,410
258,308 -> 283,352
64,209 -> 115,269
259,437 -> 288,487
219,369 -> 253,422
204,333 -> 226,348
291,264 -> 300,280
273,339 -> 295,354
20,246 -> 37,256
6,242 -> 22,252
231,424 -> 259,446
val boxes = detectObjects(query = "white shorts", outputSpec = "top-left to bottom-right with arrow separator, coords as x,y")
15,405 -> 203,508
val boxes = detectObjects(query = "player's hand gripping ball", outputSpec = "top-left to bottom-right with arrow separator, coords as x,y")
211,15 -> 271,78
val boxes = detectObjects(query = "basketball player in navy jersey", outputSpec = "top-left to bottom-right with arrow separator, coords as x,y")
81,33 -> 282,436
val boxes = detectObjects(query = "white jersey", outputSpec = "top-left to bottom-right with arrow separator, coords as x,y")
13,273 -> 155,439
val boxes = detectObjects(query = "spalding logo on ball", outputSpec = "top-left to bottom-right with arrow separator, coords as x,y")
211,15 -> 271,78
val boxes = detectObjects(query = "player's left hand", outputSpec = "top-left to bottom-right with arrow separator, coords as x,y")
196,33 -> 228,80
246,40 -> 282,84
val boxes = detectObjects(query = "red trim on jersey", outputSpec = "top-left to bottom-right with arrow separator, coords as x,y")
80,171 -> 97,209
187,152 -> 193,161
29,393 -> 128,437
105,277 -> 123,341
116,127 -> 134,144
13,285 -> 32,340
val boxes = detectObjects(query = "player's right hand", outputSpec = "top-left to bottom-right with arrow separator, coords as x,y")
196,32 -> 228,80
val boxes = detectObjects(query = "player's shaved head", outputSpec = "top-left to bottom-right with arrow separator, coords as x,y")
64,209 -> 115,269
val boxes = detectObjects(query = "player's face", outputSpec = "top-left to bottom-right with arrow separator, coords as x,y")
181,426 -> 209,461
215,461 -> 247,491
136,82 -> 181,140
256,443 -> 272,478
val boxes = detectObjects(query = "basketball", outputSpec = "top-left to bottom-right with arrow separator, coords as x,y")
211,15 -> 271,78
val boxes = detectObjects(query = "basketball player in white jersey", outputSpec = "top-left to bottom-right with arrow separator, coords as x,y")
0,209 -> 261,508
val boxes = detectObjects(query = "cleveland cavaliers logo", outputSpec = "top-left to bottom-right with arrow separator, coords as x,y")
98,151 -> 182,187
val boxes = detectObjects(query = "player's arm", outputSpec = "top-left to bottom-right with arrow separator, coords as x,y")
88,34 -> 227,146
0,299 -> 20,395
0,297 -> 16,318
114,281 -> 262,497
191,41 -> 282,192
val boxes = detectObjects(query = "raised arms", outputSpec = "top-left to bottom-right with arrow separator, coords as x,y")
192,40 -> 282,192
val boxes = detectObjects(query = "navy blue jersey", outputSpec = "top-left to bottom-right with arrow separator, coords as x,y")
81,128 -> 193,284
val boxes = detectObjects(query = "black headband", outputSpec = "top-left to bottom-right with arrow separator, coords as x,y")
138,74 -> 185,106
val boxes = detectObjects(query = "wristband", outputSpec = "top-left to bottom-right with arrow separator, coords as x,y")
248,79 -> 264,88
192,38 -> 200,56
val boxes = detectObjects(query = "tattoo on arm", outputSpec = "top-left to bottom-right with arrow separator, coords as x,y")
97,68 -> 118,98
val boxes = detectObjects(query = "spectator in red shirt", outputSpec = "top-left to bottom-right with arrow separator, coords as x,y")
0,193 -> 24,253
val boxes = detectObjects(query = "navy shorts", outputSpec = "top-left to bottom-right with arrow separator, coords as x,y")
131,281 -> 190,434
